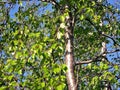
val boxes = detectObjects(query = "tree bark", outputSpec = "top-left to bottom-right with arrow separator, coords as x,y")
65,12 -> 77,90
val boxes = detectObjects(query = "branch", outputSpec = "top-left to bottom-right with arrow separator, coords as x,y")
75,47 -> 120,65
116,75 -> 120,80
107,49 -> 120,54
86,18 -> 120,47
75,52 -> 120,66
101,33 -> 120,47
41,0 -> 60,8
76,59 -> 100,65
75,55 -> 102,65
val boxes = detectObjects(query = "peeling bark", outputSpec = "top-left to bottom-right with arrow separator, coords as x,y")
65,11 -> 77,90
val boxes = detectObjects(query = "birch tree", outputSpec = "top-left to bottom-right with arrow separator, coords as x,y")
1,0 -> 120,90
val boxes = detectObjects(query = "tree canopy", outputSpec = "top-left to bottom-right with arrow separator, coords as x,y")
0,0 -> 120,90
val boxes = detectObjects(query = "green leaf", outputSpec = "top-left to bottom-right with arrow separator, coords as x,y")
60,16 -> 65,22
53,67 -> 61,74
56,83 -> 66,90
7,59 -> 17,66
92,1 -> 95,6
43,2 -> 48,6
80,15 -> 84,20
18,69 -> 22,74
100,62 -> 108,70
9,81 -> 17,86
19,1 -> 22,6
0,86 -> 7,90
114,65 -> 119,71
90,76 -> 98,86
8,75 -> 14,81
41,82 -> 45,88
15,52 -> 22,59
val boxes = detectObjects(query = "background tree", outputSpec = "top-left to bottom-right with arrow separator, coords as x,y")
0,0 -> 120,90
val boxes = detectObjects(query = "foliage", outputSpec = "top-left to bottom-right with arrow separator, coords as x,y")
0,0 -> 120,89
